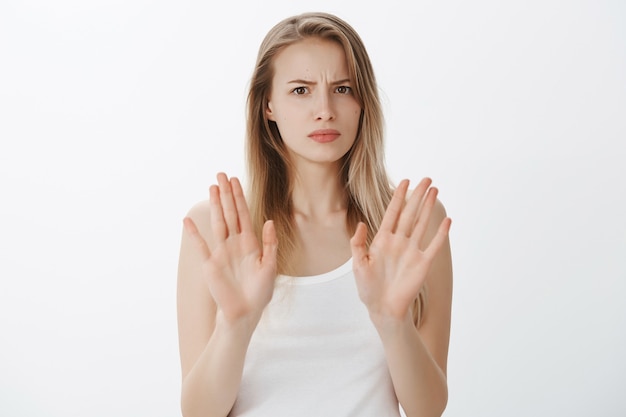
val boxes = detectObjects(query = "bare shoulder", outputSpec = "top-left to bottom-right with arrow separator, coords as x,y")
185,199 -> 213,240
418,196 -> 453,374
177,199 -> 217,379
417,195 -> 451,304
187,199 -> 211,218
433,198 -> 447,217
425,198 -> 448,242
404,187 -> 448,246
419,196 -> 451,283
178,199 -> 215,287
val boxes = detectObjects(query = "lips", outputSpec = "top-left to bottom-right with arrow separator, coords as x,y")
308,129 -> 341,143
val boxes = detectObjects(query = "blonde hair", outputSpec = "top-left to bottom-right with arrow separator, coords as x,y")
245,12 -> 426,326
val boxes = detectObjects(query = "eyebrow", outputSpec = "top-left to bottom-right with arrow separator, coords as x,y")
286,78 -> 352,85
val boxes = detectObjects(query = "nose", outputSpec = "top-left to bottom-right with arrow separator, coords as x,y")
314,90 -> 335,121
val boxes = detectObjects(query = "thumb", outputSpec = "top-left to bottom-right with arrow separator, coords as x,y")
350,222 -> 369,266
261,220 -> 278,268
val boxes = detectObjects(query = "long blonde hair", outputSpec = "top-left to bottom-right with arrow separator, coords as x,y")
245,12 -> 426,325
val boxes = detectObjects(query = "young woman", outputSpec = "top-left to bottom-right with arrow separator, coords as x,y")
177,12 -> 453,417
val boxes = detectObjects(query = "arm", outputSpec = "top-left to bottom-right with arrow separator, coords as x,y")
177,174 -> 277,417
351,179 -> 453,417
177,205 -> 250,417
372,199 -> 452,417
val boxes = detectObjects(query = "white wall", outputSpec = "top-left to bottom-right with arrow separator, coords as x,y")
1,1 -> 624,416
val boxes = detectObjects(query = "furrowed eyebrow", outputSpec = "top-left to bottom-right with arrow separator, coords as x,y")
286,78 -> 352,85
287,79 -> 316,85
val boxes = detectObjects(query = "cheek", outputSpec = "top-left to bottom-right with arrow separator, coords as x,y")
273,103 -> 292,121
273,113 -> 295,135
279,107 -> 304,128
352,108 -> 362,126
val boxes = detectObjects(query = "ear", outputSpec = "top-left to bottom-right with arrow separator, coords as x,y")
266,100 -> 276,121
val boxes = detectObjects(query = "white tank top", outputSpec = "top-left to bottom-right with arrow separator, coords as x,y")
229,258 -> 401,417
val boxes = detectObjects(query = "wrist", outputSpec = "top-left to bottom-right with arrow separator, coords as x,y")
213,310 -> 259,343
369,309 -> 415,339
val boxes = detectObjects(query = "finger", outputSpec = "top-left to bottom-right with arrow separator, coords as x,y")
396,177 -> 432,236
230,177 -> 253,233
350,222 -> 369,266
209,184 -> 227,241
183,217 -> 211,260
410,187 -> 439,247
379,179 -> 409,233
217,172 -> 239,235
424,217 -> 452,259
261,220 -> 278,271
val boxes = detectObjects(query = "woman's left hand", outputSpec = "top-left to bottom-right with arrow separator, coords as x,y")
350,178 -> 452,322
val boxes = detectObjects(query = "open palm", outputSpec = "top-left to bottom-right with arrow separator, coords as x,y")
351,178 -> 451,320
184,173 -> 278,326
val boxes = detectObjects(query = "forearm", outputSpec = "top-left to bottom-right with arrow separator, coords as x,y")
181,316 -> 253,417
373,313 -> 448,417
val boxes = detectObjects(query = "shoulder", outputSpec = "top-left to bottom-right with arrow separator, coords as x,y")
405,187 -> 447,245
431,198 -> 447,221
417,196 -> 452,372
177,200 -> 218,379
418,195 -> 452,295
186,199 -> 211,223
177,199 -> 215,292
419,195 -> 449,261
184,199 -> 214,246
428,198 -> 447,233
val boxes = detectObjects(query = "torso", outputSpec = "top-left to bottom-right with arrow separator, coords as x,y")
229,259 -> 401,417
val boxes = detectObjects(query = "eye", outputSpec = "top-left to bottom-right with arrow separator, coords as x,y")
292,86 -> 309,95
335,86 -> 352,94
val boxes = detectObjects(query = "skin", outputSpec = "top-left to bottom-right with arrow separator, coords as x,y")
177,38 -> 453,417
266,37 -> 362,275
266,38 -> 361,169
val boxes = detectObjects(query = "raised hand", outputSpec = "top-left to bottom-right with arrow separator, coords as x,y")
350,178 -> 451,322
183,173 -> 278,327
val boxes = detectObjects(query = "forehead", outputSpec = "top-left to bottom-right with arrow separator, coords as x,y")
272,38 -> 350,81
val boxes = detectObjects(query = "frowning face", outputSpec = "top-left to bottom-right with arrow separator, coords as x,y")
266,37 -> 362,170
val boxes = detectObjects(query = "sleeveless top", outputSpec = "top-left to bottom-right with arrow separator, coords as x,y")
229,258 -> 401,417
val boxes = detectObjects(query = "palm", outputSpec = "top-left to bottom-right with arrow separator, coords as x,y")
351,178 -> 451,320
184,173 -> 278,325
203,228 -> 275,319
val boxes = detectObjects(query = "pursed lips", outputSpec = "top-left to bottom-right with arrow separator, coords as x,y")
308,129 -> 341,143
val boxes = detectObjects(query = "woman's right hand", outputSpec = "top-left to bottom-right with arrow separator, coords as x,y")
183,172 -> 278,329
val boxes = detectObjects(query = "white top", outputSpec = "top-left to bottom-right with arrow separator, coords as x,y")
229,258 -> 401,417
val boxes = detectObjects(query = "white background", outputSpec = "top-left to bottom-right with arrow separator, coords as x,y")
1,1 -> 625,416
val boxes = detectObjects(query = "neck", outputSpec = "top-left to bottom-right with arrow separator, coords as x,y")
290,160 -> 347,219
